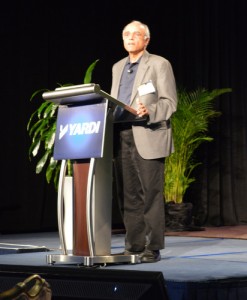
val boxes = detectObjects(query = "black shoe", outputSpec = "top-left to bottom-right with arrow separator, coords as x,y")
141,249 -> 161,263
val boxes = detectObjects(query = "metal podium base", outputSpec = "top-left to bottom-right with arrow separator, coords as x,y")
46,253 -> 141,266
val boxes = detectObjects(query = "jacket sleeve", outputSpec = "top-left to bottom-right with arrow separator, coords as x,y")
146,59 -> 177,124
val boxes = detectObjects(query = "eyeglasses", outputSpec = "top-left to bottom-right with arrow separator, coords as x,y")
122,31 -> 145,39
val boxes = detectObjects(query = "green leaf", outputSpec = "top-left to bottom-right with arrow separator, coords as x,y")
164,87 -> 232,203
27,59 -> 99,190
83,59 -> 99,83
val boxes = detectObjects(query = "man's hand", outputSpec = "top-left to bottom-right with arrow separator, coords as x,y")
136,99 -> 149,117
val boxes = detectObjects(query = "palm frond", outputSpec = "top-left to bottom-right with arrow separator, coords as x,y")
164,87 -> 232,203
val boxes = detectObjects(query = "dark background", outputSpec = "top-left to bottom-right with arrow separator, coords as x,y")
0,0 -> 246,233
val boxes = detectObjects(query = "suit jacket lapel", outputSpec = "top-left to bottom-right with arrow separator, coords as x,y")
130,51 -> 150,105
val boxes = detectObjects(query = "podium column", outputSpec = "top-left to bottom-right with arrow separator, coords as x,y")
73,160 -> 91,256
72,113 -> 113,257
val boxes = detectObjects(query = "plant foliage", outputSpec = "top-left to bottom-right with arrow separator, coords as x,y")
164,87 -> 232,203
27,59 -> 99,190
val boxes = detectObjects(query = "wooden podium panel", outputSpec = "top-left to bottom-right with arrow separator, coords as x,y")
73,161 -> 90,256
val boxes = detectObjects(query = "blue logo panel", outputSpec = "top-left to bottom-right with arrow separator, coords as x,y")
54,102 -> 107,160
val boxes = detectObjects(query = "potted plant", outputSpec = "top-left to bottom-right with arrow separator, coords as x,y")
27,59 -> 99,190
27,59 -> 99,249
164,87 -> 232,231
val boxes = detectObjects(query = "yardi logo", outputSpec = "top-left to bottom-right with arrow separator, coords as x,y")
59,121 -> 101,140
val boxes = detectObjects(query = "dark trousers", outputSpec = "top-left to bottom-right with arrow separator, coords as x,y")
114,127 -> 165,251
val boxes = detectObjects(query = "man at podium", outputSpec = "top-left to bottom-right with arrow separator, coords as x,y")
111,20 -> 177,263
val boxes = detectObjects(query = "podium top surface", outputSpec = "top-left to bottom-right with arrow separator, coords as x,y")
42,83 -> 137,115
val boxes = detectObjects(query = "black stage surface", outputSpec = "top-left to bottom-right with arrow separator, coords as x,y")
0,228 -> 247,299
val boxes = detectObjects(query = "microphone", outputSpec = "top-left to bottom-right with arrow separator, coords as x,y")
127,69 -> 133,74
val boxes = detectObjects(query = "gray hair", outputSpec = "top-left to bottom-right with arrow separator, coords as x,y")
123,20 -> 151,40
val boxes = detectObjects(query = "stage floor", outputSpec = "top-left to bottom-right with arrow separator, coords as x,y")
0,229 -> 247,299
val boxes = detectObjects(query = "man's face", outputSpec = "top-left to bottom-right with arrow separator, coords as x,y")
122,23 -> 149,54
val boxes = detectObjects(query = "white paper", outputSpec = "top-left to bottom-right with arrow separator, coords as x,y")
138,81 -> 156,96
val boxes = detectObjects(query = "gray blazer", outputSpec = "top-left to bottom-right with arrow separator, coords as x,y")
111,50 -> 177,159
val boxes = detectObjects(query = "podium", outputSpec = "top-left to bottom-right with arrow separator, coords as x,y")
42,83 -> 140,266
